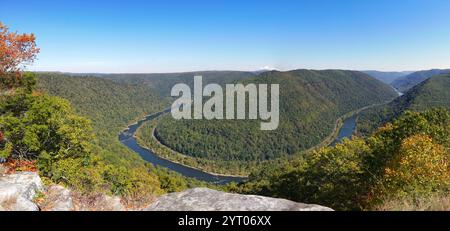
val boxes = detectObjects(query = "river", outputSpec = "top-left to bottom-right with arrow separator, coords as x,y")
119,109 -> 246,185
119,110 -> 357,184
330,115 -> 357,146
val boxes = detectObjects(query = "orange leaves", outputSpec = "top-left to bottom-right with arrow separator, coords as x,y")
0,21 -> 40,88
4,158 -> 38,173
31,91 -> 43,97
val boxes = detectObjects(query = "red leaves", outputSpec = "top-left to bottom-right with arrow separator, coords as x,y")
4,158 -> 38,173
0,22 -> 40,88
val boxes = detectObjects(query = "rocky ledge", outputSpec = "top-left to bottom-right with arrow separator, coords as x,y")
0,171 -> 125,211
0,171 -> 333,211
146,188 -> 333,211
0,171 -> 43,211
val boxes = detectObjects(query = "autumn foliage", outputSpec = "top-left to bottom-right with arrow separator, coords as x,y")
4,158 -> 38,173
376,135 -> 449,198
0,22 -> 39,89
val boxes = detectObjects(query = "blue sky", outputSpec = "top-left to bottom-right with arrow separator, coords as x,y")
1,0 -> 450,73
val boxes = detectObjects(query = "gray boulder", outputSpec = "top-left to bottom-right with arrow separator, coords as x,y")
0,170 -> 127,211
41,185 -> 74,211
145,188 -> 333,211
34,184 -> 126,211
0,172 -> 43,211
72,194 -> 126,211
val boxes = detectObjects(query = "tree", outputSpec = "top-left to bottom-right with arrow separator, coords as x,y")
274,138 -> 370,210
370,135 -> 449,203
0,22 -> 39,89
0,93 -> 95,167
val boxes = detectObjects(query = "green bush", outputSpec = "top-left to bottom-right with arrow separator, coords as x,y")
50,156 -> 106,194
103,165 -> 163,199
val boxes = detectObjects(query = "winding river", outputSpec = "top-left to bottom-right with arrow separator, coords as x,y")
119,110 -> 357,184
119,109 -> 246,184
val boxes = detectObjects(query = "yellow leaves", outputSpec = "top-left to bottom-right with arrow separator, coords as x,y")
374,134 -> 449,203
31,91 -> 43,97
375,122 -> 394,135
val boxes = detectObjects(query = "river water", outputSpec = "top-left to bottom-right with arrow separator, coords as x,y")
330,115 -> 357,146
119,110 -> 357,184
119,110 -> 245,184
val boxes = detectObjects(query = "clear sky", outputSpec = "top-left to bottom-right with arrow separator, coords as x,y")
1,0 -> 450,73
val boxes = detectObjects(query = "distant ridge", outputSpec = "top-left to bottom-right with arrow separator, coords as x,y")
358,73 -> 450,135
362,70 -> 414,84
391,69 -> 450,92
98,71 -> 257,97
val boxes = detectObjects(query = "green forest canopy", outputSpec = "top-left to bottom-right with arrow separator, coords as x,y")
143,70 -> 398,172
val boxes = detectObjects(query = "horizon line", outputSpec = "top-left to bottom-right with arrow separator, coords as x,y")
27,68 -> 450,75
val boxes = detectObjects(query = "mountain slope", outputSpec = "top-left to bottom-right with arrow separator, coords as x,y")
362,70 -> 413,84
36,73 -> 167,146
35,73 -> 209,194
99,71 -> 256,97
358,74 -> 450,135
391,69 -> 450,92
138,70 -> 398,173
36,73 -> 173,166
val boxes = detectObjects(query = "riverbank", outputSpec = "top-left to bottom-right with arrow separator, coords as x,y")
119,110 -> 246,183
134,121 -> 247,178
129,104 -> 373,178
301,103 -> 380,153
134,117 -> 253,177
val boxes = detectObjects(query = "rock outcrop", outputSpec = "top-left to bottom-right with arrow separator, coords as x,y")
0,172 -> 44,211
71,194 -> 126,211
146,188 -> 333,211
39,185 -> 74,211
0,171 -> 333,211
0,171 -> 126,211
39,185 -> 127,211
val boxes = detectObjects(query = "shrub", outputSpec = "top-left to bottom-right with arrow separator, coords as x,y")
283,138 -> 370,210
369,135 -> 449,206
49,156 -> 107,194
103,165 -> 163,200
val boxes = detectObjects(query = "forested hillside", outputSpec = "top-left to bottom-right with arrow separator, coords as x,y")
138,70 -> 398,174
235,108 -> 450,211
99,71 -> 256,97
35,73 -> 209,198
391,69 -> 450,92
357,74 -> 450,135
36,73 -> 167,149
